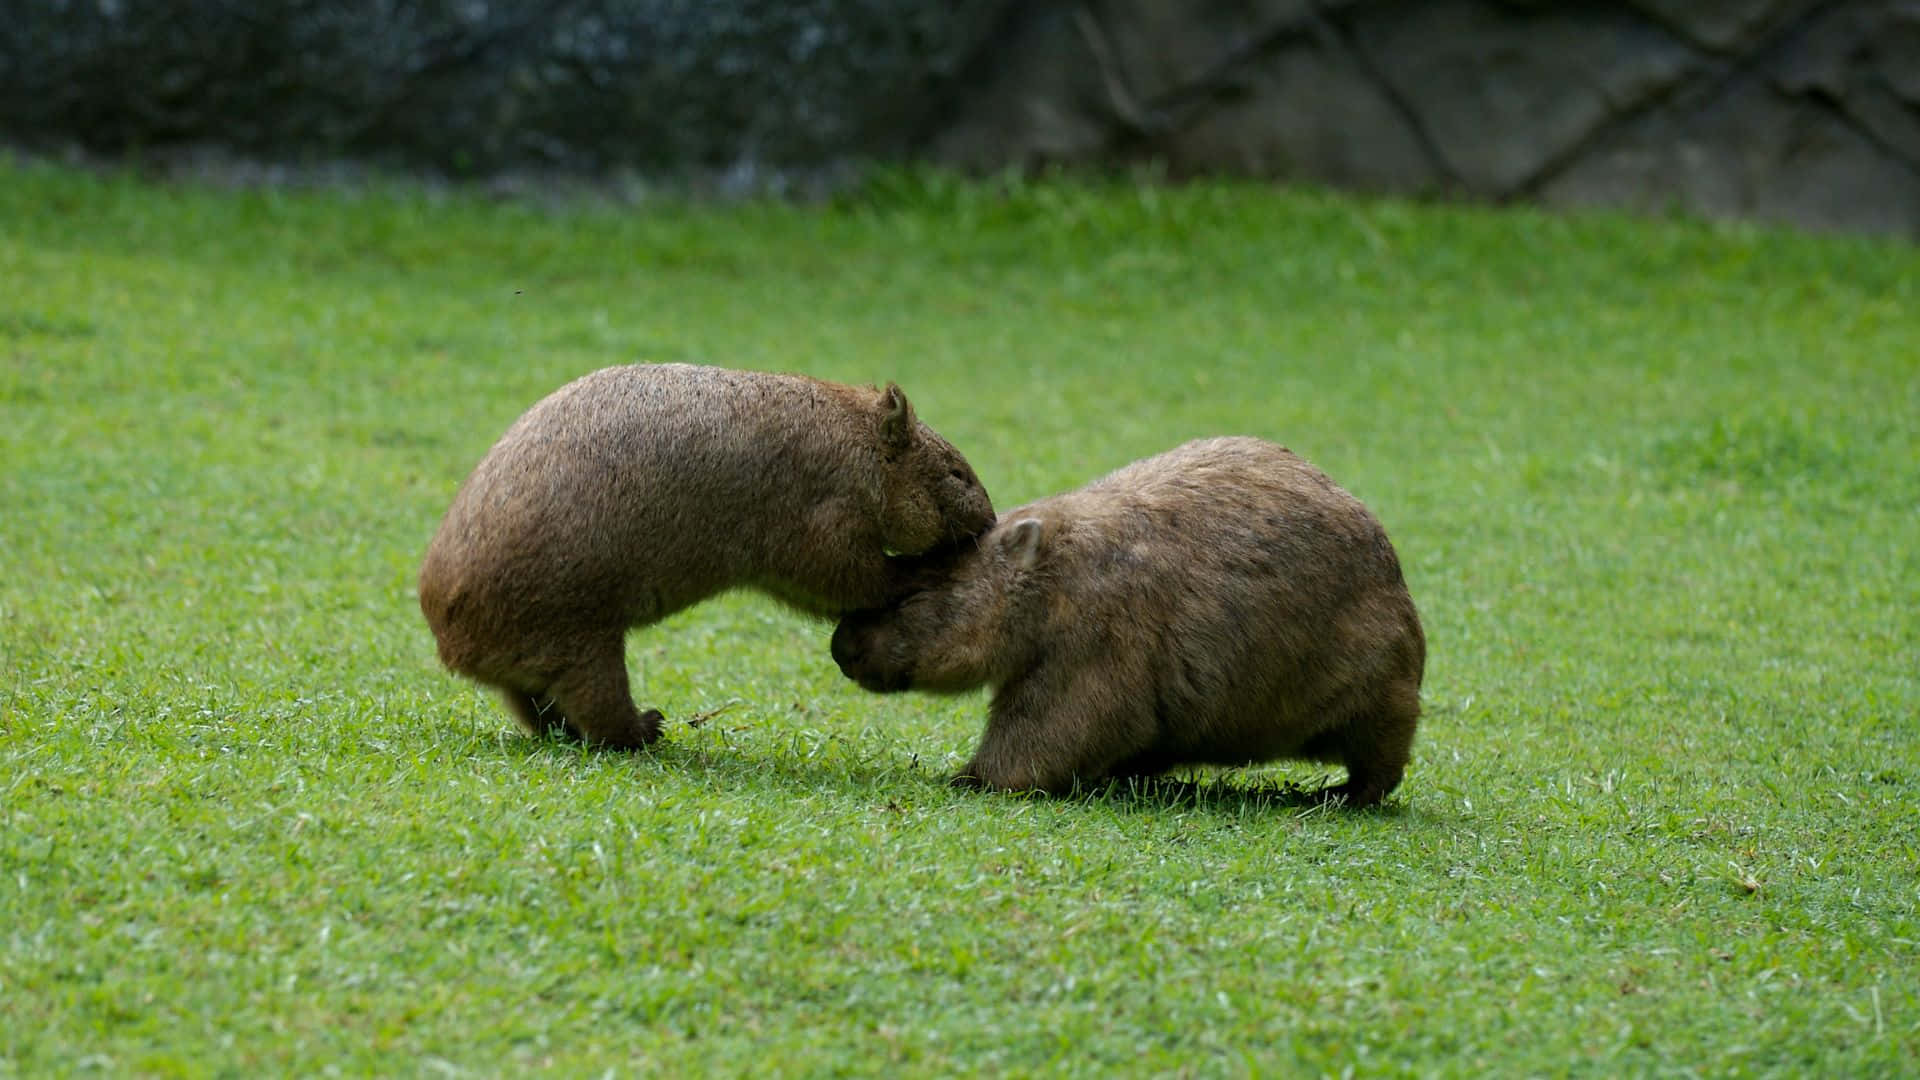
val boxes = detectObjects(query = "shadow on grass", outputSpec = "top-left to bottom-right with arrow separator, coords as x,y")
1073,775 -> 1395,816
468,718 -> 939,792
455,718 -> 1414,820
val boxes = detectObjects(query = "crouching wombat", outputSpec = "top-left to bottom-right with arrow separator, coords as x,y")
420,362 -> 996,749
831,436 -> 1424,805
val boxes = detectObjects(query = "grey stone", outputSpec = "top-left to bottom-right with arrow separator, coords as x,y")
927,0 -> 1920,236
925,4 -> 1114,170
1157,36 -> 1445,192
1092,0 -> 1317,104
1348,1 -> 1701,195
1540,69 -> 1920,237
1621,0 -> 1810,51
1770,4 -> 1920,164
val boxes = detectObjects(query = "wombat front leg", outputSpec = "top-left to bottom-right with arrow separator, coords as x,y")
541,639 -> 663,750
957,668 -> 1154,794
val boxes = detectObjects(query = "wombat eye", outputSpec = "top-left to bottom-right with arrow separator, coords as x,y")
949,468 -> 969,481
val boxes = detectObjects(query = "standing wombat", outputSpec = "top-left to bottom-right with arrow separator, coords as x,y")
420,362 -> 996,749
831,436 -> 1424,805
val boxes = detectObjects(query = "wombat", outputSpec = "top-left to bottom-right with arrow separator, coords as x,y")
831,436 -> 1424,805
419,362 -> 996,749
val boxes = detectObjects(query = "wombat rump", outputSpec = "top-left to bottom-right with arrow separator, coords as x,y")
420,363 -> 995,749
831,436 -> 1424,805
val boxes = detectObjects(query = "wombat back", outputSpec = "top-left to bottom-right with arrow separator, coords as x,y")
833,436 -> 1423,803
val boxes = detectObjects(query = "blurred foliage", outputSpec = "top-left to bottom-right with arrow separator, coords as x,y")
0,0 -> 1012,175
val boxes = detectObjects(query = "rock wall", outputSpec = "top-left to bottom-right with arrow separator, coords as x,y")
930,0 -> 1920,237
3,1 -> 1915,235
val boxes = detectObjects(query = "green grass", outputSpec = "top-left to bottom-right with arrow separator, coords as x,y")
3,159 -> 1917,1076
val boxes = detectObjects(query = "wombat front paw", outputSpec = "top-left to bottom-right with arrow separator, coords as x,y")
576,708 -> 665,751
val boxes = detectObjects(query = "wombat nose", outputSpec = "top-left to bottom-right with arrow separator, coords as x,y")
829,621 -> 864,674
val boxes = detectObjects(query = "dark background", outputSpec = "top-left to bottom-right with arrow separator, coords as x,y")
4,1 -> 1917,235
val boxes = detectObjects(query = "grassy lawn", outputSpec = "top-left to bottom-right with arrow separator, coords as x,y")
2,159 -> 1916,1075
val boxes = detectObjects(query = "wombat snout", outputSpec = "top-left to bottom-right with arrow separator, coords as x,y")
947,507 -> 995,545
830,615 -> 910,693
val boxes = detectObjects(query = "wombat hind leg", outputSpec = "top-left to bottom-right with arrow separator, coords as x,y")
1320,774 -> 1396,809
1322,697 -> 1420,808
500,690 -> 586,742
543,646 -> 663,751
947,768 -> 987,791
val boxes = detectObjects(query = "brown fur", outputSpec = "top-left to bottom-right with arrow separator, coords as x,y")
420,363 -> 996,748
831,437 -> 1424,805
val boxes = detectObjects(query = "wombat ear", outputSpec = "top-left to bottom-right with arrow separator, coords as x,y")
1003,518 -> 1045,571
879,383 -> 916,451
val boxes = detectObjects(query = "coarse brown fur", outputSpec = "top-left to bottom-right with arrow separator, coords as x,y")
420,362 -> 996,749
831,437 -> 1425,806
